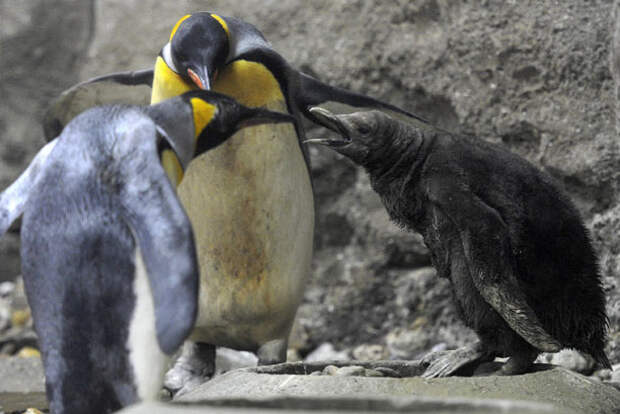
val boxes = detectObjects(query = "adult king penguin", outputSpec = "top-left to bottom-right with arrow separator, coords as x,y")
0,91 -> 293,414
43,12 -> 427,395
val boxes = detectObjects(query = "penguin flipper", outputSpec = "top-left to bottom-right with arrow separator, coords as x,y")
426,178 -> 562,353
0,140 -> 57,237
119,128 -> 198,355
43,69 -> 154,141
296,71 -> 428,125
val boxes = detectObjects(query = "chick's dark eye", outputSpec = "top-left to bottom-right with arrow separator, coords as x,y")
357,123 -> 371,135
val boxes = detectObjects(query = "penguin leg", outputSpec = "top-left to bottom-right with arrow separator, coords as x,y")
164,341 -> 215,397
501,348 -> 539,375
422,341 -> 495,378
256,338 -> 288,365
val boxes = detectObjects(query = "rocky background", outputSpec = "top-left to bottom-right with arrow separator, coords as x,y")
0,0 -> 619,379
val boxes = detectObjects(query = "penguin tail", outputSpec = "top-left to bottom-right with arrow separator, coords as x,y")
296,71 -> 428,125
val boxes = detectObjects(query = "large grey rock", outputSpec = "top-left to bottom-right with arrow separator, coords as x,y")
176,366 -> 619,414
120,398 -> 563,414
0,356 -> 46,412
1,0 -> 619,364
0,0 -> 94,282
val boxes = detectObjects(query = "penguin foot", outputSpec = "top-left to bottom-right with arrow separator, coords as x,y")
422,342 -> 491,378
257,338 -> 288,365
499,349 -> 538,375
164,341 -> 216,398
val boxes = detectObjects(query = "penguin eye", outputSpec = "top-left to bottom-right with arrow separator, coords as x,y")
356,123 -> 371,136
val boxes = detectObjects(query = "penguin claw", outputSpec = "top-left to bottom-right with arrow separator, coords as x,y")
421,344 -> 489,378
163,342 -> 215,398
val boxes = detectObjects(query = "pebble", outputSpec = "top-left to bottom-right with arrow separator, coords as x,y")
305,343 -> 349,363
610,364 -> 620,383
540,349 -> 595,375
322,365 -> 339,376
352,344 -> 388,361
17,347 -> 40,359
11,310 -> 31,328
363,369 -> 385,377
333,366 -> 365,377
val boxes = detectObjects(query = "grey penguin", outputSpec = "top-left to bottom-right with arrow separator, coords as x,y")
0,90 -> 293,414
306,107 -> 611,377
42,12 -> 429,395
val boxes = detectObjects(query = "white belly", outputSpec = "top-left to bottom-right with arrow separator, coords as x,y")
127,247 -> 169,400
177,104 -> 314,351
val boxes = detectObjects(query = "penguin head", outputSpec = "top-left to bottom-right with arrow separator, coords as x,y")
166,12 -> 229,91
182,90 -> 296,155
305,107 -> 392,165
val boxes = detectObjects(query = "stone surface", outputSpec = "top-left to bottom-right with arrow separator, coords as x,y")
0,357 -> 46,413
1,0 -> 619,367
120,399 -> 562,414
176,366 -> 620,414
0,0 -> 94,282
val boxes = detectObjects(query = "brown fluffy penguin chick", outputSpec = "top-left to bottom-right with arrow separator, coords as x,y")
307,107 -> 610,377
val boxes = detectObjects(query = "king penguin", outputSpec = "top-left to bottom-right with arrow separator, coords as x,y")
43,12 -> 428,395
0,91 -> 293,414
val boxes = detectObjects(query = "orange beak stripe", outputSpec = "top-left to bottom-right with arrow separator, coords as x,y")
187,68 -> 205,89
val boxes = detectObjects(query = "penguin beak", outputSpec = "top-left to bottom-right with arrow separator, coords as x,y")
237,108 -> 295,130
304,107 -> 352,147
187,67 -> 211,90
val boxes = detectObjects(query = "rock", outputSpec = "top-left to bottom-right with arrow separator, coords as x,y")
610,363 -> 620,382
0,326 -> 38,356
304,343 -> 349,363
363,369 -> 385,378
214,348 -> 257,376
352,344 -> 388,361
2,0 -> 620,367
119,399 -> 555,414
322,365 -> 339,376
0,0 -> 94,282
0,296 -> 10,333
176,366 -> 620,414
592,368 -> 612,381
0,281 -> 14,297
0,357 -> 46,413
537,350 -> 596,375
332,365 -> 365,377
252,360 -> 425,377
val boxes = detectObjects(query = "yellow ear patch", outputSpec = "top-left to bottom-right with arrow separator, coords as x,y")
210,14 -> 230,38
161,149 -> 184,187
190,97 -> 217,140
169,14 -> 191,42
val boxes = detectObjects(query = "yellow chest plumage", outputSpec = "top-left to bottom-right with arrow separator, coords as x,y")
212,60 -> 285,108
151,55 -> 313,351
151,56 -> 197,105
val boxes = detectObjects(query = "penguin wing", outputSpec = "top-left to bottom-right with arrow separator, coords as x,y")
219,15 -> 427,125
44,69 -> 153,141
425,177 -> 561,352
0,140 -> 58,237
294,71 -> 429,125
118,124 -> 198,355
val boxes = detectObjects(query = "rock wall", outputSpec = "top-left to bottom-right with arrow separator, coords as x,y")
0,0 -> 618,363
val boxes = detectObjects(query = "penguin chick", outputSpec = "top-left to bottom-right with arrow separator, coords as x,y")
0,91 -> 293,414
307,107 -> 610,378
